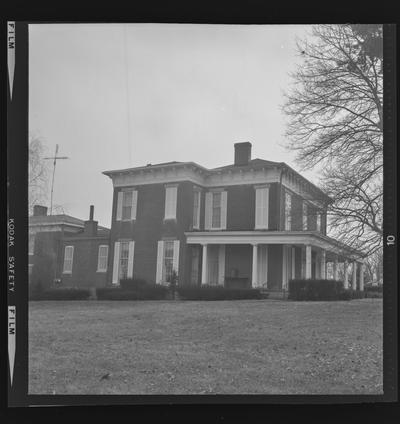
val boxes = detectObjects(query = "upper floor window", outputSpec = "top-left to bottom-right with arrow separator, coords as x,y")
302,202 -> 308,231
205,190 -> 227,230
192,189 -> 201,229
164,185 -> 178,220
284,192 -> 292,231
97,245 -> 109,272
316,212 -> 321,232
116,189 -> 138,221
63,246 -> 74,274
255,185 -> 269,229
29,233 -> 35,255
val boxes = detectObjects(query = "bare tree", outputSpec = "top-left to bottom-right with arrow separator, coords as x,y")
29,134 -> 50,214
283,24 -> 383,256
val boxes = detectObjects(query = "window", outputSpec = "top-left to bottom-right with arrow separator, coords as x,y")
193,190 -> 201,229
205,190 -> 227,230
284,192 -> 292,230
97,245 -> 108,272
316,213 -> 321,232
112,241 -> 134,284
212,192 -> 222,228
116,189 -> 137,221
29,233 -> 35,255
156,240 -> 180,284
163,240 -> 174,282
29,264 -> 33,276
302,202 -> 308,231
63,246 -> 74,274
255,186 -> 269,229
119,242 -> 130,280
164,185 -> 178,220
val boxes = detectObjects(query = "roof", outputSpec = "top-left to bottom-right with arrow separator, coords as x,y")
103,156 -> 332,203
29,214 -> 110,231
211,158 -> 282,172
29,214 -> 85,227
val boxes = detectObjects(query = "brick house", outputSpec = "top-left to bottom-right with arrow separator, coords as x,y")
29,205 -> 110,290
103,142 -> 365,292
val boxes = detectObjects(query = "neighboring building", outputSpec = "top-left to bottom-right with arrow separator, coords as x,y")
103,142 -> 365,291
29,205 -> 110,290
60,206 -> 110,288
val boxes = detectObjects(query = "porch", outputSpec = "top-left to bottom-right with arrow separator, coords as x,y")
185,231 -> 365,291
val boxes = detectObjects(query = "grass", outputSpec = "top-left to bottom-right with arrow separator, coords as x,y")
29,299 -> 383,395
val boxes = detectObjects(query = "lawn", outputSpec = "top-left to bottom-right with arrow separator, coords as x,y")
29,299 -> 383,395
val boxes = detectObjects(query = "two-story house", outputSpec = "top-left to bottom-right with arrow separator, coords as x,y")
103,142 -> 365,292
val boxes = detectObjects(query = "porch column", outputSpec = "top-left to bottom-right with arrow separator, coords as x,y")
359,262 -> 365,291
305,245 -> 312,279
333,256 -> 339,281
343,260 -> 349,289
352,261 -> 357,290
320,249 -> 326,279
201,244 -> 208,285
251,243 -> 258,287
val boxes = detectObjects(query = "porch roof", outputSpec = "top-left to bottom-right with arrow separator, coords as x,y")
184,231 -> 364,262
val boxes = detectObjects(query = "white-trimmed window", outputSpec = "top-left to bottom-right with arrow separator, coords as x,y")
302,202 -> 308,231
63,246 -> 74,274
112,240 -> 135,284
164,185 -> 178,220
205,190 -> 227,230
156,240 -> 180,284
284,191 -> 292,231
255,185 -> 269,229
116,189 -> 138,221
29,233 -> 35,255
97,245 -> 109,272
192,189 -> 201,229
316,212 -> 321,232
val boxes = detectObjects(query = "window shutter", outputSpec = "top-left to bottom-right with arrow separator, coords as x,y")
204,192 -> 212,230
156,241 -> 164,284
112,242 -> 121,284
220,191 -> 227,229
173,240 -> 180,274
127,241 -> 135,278
116,191 -> 123,221
255,187 -> 269,229
131,190 -> 138,220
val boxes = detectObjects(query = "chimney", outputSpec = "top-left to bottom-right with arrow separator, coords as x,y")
84,205 -> 98,237
234,142 -> 252,166
33,205 -> 48,216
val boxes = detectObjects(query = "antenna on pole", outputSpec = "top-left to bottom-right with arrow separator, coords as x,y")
44,144 -> 69,215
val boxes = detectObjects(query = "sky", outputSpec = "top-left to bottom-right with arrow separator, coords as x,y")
29,23 -> 316,227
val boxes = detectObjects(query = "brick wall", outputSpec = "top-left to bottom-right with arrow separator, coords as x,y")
60,237 -> 109,288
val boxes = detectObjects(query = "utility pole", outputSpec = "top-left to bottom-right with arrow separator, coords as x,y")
44,144 -> 69,215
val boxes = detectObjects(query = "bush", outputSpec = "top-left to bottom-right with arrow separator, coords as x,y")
119,278 -> 148,291
288,279 -> 345,301
30,287 -> 91,300
365,285 -> 383,293
365,291 -> 383,299
96,285 -> 168,300
177,285 -> 263,300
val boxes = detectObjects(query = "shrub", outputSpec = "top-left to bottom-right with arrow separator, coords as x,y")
96,285 -> 168,300
119,278 -> 148,291
30,287 -> 91,300
365,291 -> 383,299
177,285 -> 263,300
288,279 -> 344,301
365,285 -> 383,293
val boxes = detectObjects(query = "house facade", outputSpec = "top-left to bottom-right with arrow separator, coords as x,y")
29,205 -> 110,290
103,142 -> 365,291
